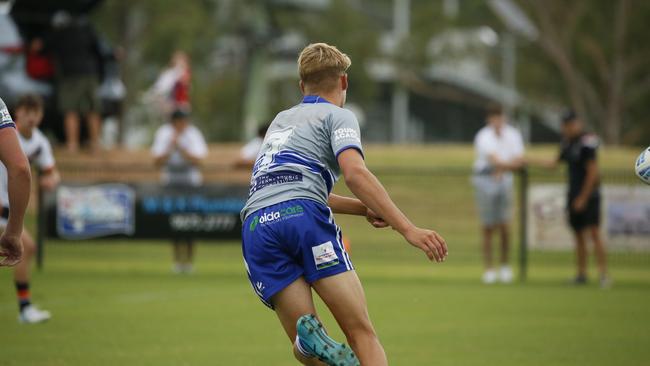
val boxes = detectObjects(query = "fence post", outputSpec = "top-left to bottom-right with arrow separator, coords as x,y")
36,175 -> 45,271
518,167 -> 529,281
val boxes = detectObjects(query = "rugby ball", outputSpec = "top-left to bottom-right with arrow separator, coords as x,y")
635,147 -> 650,184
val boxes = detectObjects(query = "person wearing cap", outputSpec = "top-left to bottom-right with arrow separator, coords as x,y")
472,105 -> 525,284
538,110 -> 610,287
151,109 -> 208,273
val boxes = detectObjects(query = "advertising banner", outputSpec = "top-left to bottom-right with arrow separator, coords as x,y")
45,183 -> 249,240
528,184 -> 650,251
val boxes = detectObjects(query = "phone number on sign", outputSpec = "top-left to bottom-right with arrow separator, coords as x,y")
169,214 -> 238,232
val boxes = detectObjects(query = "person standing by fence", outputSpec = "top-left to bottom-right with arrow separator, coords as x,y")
0,94 -> 59,323
151,109 -> 208,273
536,111 -> 610,288
472,105 -> 525,284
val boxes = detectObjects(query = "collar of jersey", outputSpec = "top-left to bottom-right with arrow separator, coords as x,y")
302,95 -> 332,104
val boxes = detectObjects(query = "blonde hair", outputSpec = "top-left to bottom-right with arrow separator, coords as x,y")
298,43 -> 351,92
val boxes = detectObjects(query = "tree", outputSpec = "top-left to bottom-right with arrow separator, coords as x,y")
509,0 -> 650,144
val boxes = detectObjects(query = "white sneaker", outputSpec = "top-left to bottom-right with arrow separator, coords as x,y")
499,266 -> 514,284
19,305 -> 51,324
181,264 -> 194,274
600,275 -> 613,289
482,269 -> 498,284
172,263 -> 194,274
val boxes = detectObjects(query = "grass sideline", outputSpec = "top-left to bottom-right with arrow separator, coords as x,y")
1,144 -> 648,365
1,242 -> 649,366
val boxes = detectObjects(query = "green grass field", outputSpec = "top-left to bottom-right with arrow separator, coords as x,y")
1,144 -> 649,365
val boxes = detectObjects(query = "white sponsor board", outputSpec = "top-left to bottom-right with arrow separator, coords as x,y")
528,184 -> 650,251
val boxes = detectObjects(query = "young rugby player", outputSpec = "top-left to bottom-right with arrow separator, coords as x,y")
0,94 -> 59,322
240,43 -> 448,366
0,97 -> 31,268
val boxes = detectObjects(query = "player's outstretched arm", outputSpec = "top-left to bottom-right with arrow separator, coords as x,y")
488,153 -> 525,171
328,193 -> 388,228
0,128 -> 31,266
337,149 -> 447,262
525,157 -> 559,170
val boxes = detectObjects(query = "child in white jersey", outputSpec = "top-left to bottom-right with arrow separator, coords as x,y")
0,94 -> 60,323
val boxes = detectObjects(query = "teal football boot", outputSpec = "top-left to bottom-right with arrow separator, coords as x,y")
296,314 -> 360,366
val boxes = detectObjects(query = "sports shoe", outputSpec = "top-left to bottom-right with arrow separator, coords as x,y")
570,275 -> 588,286
296,314 -> 359,366
499,265 -> 514,284
172,263 -> 194,274
482,269 -> 497,284
19,305 -> 51,324
600,275 -> 613,289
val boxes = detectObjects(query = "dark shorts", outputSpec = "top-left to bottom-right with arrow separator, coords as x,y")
58,75 -> 100,115
568,195 -> 600,231
242,199 -> 353,309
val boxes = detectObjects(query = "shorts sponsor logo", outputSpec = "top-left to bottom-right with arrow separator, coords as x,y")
312,241 -> 339,270
249,216 -> 260,231
249,204 -> 304,231
334,128 -> 359,142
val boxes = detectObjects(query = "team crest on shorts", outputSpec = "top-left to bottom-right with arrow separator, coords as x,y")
312,241 -> 339,270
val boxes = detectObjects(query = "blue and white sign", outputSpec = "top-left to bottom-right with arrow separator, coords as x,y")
56,184 -> 136,239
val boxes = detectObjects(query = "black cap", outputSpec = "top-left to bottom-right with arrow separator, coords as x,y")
561,109 -> 578,125
171,108 -> 190,120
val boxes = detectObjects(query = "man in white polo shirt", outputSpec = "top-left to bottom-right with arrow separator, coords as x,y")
472,105 -> 525,284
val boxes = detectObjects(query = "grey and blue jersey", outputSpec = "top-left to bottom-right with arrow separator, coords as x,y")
0,98 -> 15,130
241,95 -> 364,220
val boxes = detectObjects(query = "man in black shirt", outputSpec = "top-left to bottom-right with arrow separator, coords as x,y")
543,111 -> 610,287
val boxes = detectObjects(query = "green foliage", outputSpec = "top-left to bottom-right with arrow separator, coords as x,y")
91,0 -> 649,144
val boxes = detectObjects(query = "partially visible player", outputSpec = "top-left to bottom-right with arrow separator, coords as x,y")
241,43 -> 447,366
535,110 -> 610,287
0,97 -> 31,268
0,94 -> 59,323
